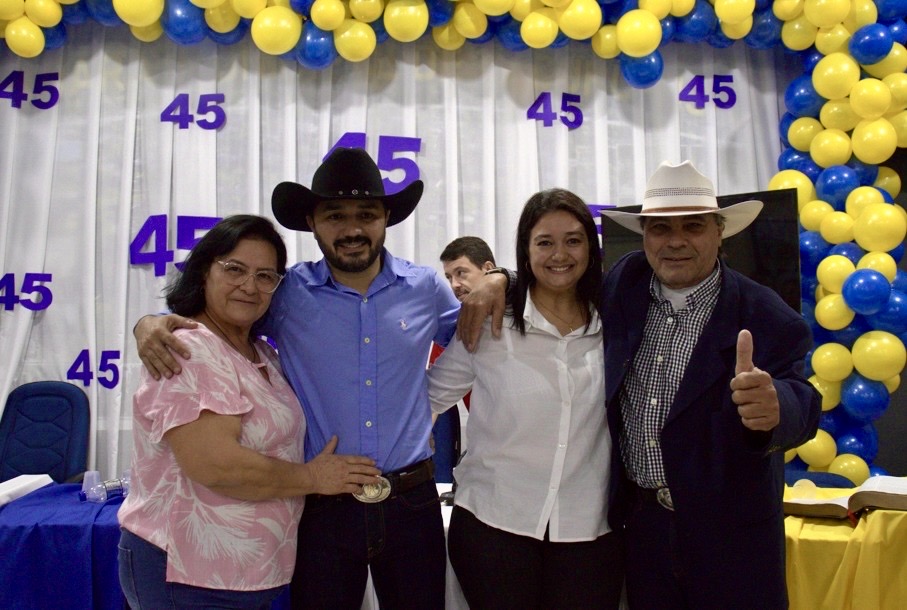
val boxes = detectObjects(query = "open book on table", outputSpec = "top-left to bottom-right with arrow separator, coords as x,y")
783,475 -> 907,519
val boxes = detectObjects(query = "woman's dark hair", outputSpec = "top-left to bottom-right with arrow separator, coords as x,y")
165,215 -> 288,317
512,188 -> 603,335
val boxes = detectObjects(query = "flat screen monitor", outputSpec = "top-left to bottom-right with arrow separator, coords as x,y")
595,187 -> 801,313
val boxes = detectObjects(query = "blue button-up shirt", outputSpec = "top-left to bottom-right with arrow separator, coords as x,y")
261,249 -> 460,472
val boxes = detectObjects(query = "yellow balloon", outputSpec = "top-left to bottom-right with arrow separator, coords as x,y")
781,13 -> 817,51
591,23 -> 619,58
474,0 -> 514,15
842,0 -> 876,33
452,1 -> 487,38
639,0 -> 671,19
788,116 -> 824,152
616,9 -> 661,56
772,0 -> 803,20
815,284 -> 828,301
850,78 -> 892,120
558,0 -> 602,40
510,0 -> 543,21
714,0 -> 753,24
809,128 -> 852,168
887,110 -> 907,148
769,169 -> 817,209
803,0 -> 851,28
853,202 -> 907,251
205,2 -> 240,32
720,14 -> 752,38
231,0 -> 266,19
874,166 -> 901,200
520,7 -> 558,48
852,329 -> 906,381
310,0 -> 345,29
815,23 -> 851,55
785,448 -> 798,463
797,428 -> 837,467
883,73 -> 907,112
820,99 -> 860,131
800,199 -> 835,231
883,374 -> 901,393
250,5 -> 301,54
809,375 -> 843,410
130,21 -> 163,41
827,453 -> 870,485
812,342 -> 854,381
864,43 -> 907,79
817,254 -> 856,293
23,0 -> 59,27
670,0 -> 694,17
191,0 -> 226,8
819,210 -> 855,244
384,0 -> 429,42
4,15 -> 42,57
845,185 -> 885,218
334,18 -> 376,61
857,252 -> 897,281
540,0 -> 570,7
851,117 -> 897,165
349,0 -> 384,22
431,22 -> 465,49
0,0 -> 24,20
815,293 -> 856,330
812,52 -> 861,101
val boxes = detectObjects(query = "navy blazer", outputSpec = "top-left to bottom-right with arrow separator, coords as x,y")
602,252 -> 820,609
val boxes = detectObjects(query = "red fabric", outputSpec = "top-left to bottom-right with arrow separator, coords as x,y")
429,343 -> 470,411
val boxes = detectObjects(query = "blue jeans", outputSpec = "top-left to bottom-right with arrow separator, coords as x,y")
118,528 -> 286,609
290,479 -> 446,609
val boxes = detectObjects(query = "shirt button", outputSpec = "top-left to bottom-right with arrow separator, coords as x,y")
648,440 -> 657,447
650,398 -> 657,406
365,420 -> 373,428
365,379 -> 372,386
558,443 -> 567,449
666,318 -> 674,325
364,337 -> 371,344
363,297 -> 368,303
656,355 -> 663,363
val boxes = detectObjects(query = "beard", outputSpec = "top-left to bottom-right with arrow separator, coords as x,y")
315,232 -> 386,274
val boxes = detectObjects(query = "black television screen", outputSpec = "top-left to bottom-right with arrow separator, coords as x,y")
594,187 -> 801,312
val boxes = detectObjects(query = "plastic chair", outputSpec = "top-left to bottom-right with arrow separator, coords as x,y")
0,381 -> 90,484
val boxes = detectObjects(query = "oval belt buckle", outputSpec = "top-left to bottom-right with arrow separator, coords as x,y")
353,476 -> 391,503
656,487 -> 674,511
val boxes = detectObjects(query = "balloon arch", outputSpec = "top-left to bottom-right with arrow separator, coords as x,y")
3,0 -> 907,482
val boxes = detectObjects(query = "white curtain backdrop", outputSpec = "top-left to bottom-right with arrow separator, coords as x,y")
0,23 -> 789,478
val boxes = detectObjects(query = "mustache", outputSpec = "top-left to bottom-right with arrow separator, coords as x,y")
334,237 -> 372,249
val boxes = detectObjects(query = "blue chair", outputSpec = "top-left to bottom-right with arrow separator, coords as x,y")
0,381 -> 90,483
431,408 -> 461,484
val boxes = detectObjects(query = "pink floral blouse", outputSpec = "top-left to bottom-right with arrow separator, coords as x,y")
118,326 -> 305,590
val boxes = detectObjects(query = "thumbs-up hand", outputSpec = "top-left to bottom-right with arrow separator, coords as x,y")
730,330 -> 780,432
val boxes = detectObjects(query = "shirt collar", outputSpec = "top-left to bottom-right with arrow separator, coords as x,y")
308,248 -> 414,289
523,292 -> 602,336
649,262 -> 721,312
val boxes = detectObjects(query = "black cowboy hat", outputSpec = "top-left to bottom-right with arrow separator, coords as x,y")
271,147 -> 424,232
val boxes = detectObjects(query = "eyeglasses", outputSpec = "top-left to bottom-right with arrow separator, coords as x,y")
215,260 -> 284,294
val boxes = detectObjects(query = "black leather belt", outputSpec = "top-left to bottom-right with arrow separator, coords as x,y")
352,458 -> 435,503
631,482 -> 674,511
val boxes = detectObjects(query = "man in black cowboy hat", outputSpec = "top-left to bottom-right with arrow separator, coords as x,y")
458,161 -> 820,609
134,147 -> 458,609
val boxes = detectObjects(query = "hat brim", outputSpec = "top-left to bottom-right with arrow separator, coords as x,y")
600,199 -> 763,238
272,180 -> 425,232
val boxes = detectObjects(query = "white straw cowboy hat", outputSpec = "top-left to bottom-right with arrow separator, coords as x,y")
600,160 -> 763,238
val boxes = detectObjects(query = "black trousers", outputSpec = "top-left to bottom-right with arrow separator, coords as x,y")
447,505 -> 624,610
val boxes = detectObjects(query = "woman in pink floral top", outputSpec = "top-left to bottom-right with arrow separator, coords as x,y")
118,215 -> 380,609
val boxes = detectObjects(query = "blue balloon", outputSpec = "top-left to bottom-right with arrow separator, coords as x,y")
468,19 -> 498,44
550,30 -> 570,48
885,18 -> 907,45
800,48 -> 824,73
660,17 -> 676,44
62,1 -> 90,25
877,0 -> 907,23
674,0 -> 718,44
778,113 -> 796,148
779,147 -> 806,171
888,242 -> 905,263
865,289 -> 907,334
619,51 -> 664,89
832,315 -> 872,347
819,406 -> 862,438
744,8 -> 782,50
83,0 -> 123,27
295,22 -> 336,70
811,322 -> 837,346
829,242 -> 865,265
42,23 -> 67,50
496,19 -> 528,52
816,165 -> 860,209
869,464 -> 891,476
786,456 -> 809,471
845,157 -> 879,186
426,0 -> 454,27
850,24 -> 894,64
371,17 -> 389,43
841,268 -> 892,315
892,269 -> 907,292
290,0 -> 316,14
802,274 -> 820,302
841,373 -> 890,422
207,18 -> 249,45
799,231 -> 831,276
784,73 -> 824,118
161,0 -> 208,45
754,0 -> 772,10
707,27 -> 735,48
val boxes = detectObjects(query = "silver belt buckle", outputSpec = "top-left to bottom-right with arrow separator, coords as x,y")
656,487 -> 674,511
353,476 -> 391,503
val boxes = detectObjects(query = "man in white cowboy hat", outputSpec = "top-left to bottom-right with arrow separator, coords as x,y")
458,160 -> 820,609
134,147 -> 459,609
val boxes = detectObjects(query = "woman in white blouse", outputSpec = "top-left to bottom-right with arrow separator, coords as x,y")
428,189 -> 622,609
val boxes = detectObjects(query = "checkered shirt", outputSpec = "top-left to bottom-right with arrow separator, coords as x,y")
619,266 -> 722,489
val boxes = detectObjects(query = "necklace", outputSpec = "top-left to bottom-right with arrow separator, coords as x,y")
533,298 -> 585,333
202,311 -> 266,369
